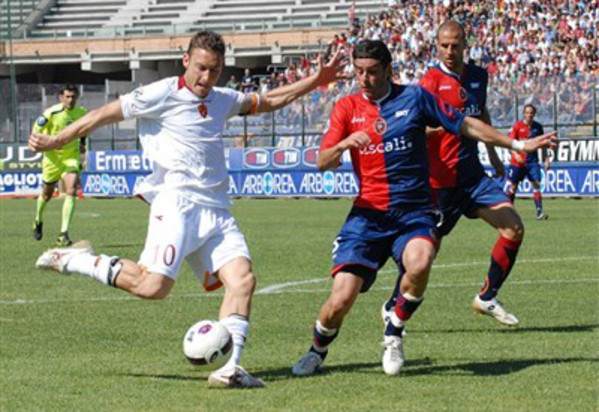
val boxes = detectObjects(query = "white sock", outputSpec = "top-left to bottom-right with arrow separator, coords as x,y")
389,312 -> 405,329
65,253 -> 122,286
220,314 -> 250,370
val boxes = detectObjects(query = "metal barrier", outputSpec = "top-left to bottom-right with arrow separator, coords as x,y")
1,77 -> 597,147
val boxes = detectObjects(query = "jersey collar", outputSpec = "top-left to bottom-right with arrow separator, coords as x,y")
361,81 -> 392,105
178,76 -> 214,102
438,61 -> 464,80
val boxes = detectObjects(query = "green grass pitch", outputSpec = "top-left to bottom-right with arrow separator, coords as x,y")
1,197 -> 597,411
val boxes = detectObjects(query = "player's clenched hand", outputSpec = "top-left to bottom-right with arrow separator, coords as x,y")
340,131 -> 371,151
28,132 -> 61,152
315,47 -> 349,85
523,131 -> 557,153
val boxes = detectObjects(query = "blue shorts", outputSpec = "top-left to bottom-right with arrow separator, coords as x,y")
508,163 -> 542,185
433,174 -> 510,237
331,206 -> 438,293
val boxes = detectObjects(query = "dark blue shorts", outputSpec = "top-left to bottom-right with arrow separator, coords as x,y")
331,206 -> 438,293
508,163 -> 542,185
433,174 -> 510,237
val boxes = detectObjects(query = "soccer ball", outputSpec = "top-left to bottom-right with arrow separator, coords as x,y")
183,320 -> 233,370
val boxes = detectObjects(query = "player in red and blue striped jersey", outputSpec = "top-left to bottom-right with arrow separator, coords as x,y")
382,21 -> 543,329
291,40 -> 555,377
506,104 -> 550,219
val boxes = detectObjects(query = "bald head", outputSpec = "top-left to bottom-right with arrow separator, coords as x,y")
437,20 -> 466,42
437,20 -> 466,74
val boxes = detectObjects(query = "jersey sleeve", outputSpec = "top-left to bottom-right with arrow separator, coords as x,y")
418,87 -> 465,136
537,123 -> 544,136
509,122 -> 519,139
32,108 -> 53,134
222,88 -> 246,119
418,73 -> 436,94
319,98 -> 350,151
120,80 -> 171,120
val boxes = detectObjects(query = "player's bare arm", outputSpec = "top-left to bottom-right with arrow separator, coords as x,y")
317,131 -> 370,171
481,108 -> 505,177
240,49 -> 347,114
29,100 -> 124,152
460,116 -> 557,154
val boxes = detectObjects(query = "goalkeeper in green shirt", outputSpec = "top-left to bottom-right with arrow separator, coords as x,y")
32,85 -> 88,246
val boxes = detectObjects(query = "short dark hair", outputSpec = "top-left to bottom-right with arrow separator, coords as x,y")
187,30 -> 226,57
524,104 -> 537,114
352,40 -> 392,68
60,84 -> 79,96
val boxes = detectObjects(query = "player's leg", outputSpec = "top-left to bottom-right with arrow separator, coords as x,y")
35,190 -> 186,299
382,190 -> 455,324
33,155 -> 61,240
207,256 -> 264,388
383,221 -> 437,376
57,171 -> 79,246
293,207 -> 384,376
36,240 -> 175,298
33,181 -> 56,240
216,257 -> 255,366
527,164 -> 547,219
473,203 -> 523,325
180,207 -> 263,388
531,181 -> 547,219
292,270 -> 365,376
505,165 -> 524,203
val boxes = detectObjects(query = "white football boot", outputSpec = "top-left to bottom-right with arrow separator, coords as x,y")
208,365 -> 265,389
291,351 -> 324,376
382,335 -> 405,376
35,241 -> 94,273
472,295 -> 519,326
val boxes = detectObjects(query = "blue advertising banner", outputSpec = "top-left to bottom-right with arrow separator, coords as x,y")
81,172 -> 146,197
1,146 -> 597,197
87,150 -> 152,173
0,171 -> 43,196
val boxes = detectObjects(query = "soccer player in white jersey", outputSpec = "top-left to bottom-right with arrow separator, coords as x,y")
29,30 -> 346,389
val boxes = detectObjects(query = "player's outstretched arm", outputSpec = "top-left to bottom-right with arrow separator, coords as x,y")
248,49 -> 347,114
317,131 -> 370,171
460,116 -> 557,154
29,100 -> 124,152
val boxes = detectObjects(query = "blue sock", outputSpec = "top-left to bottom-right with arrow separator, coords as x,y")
310,320 -> 338,357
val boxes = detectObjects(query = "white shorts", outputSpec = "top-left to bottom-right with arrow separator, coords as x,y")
138,191 -> 251,291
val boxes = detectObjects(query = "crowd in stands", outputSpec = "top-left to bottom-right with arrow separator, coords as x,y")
225,0 -> 597,142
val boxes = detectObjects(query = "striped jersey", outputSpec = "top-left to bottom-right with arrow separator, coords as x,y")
419,62 -> 488,188
320,83 -> 465,211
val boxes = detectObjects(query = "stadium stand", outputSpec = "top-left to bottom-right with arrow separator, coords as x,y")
1,0 -> 597,147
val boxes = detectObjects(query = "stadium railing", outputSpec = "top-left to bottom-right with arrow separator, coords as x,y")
0,77 -> 597,148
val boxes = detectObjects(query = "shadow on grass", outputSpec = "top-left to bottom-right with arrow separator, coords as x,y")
401,357 -> 598,377
122,356 -> 596,383
123,373 -> 205,382
259,356 -> 597,381
414,323 -> 598,334
100,243 -> 144,249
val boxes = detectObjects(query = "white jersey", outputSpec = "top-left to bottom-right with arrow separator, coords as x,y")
120,76 -> 245,208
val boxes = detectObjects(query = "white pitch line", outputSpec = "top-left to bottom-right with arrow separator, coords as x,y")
1,277 -> 596,305
78,212 -> 101,218
1,256 -> 596,306
256,255 -> 598,294
275,277 -> 599,294
256,278 -> 327,295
